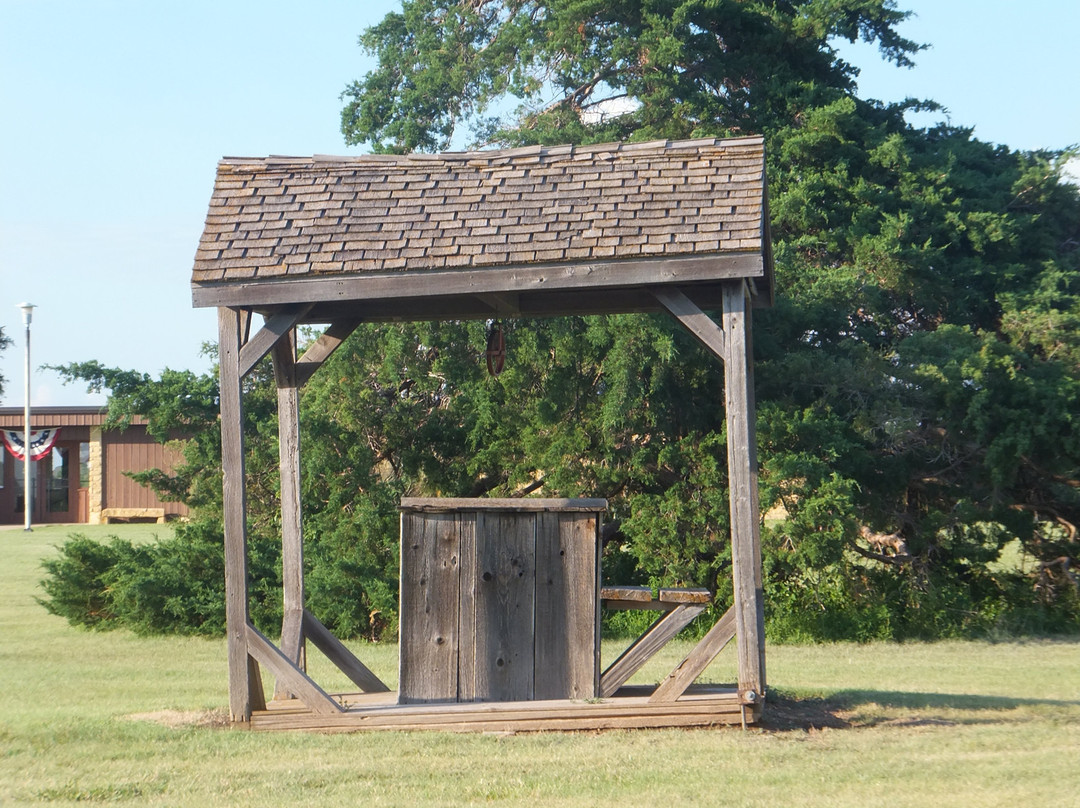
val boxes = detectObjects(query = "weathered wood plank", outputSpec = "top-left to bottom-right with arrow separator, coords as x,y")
652,287 -> 726,360
401,497 -> 607,513
274,609 -> 305,701
247,655 -> 267,712
237,303 -> 314,378
472,510 -> 535,701
722,280 -> 766,701
302,609 -> 390,693
456,512 -> 478,701
600,585 -> 653,602
244,623 -> 342,715
295,318 -> 362,388
599,604 -> 706,698
534,512 -> 599,700
477,292 -> 521,316
193,252 -> 766,309
399,512 -> 461,703
649,605 -> 737,703
247,686 -> 746,732
218,307 -> 254,722
659,587 -> 712,603
273,329 -> 305,701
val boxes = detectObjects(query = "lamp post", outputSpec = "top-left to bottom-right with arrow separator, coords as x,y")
18,303 -> 35,532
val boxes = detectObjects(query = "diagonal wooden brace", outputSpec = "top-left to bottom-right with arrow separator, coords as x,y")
599,604 -> 706,698
303,609 -> 390,693
237,303 -> 316,378
244,623 -> 343,714
649,605 -> 736,703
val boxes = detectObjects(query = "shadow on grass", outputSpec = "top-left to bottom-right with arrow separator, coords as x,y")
831,689 -> 1079,712
759,689 -> 1079,733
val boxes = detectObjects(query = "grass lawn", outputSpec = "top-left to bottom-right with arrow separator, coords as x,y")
1,524 -> 1077,807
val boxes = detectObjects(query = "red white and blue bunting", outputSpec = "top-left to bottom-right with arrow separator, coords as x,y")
2,428 -> 62,461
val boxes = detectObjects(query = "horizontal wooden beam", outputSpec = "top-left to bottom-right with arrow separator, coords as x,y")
659,587 -> 711,604
250,686 -> 749,732
193,253 -> 765,310
477,292 -> 521,317
237,303 -> 315,378
400,497 -> 607,513
600,585 -> 653,602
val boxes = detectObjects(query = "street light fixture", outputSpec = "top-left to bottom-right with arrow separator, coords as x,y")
18,303 -> 35,532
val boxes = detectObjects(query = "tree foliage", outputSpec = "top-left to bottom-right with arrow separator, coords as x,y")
41,0 -> 1080,641
0,326 -> 11,397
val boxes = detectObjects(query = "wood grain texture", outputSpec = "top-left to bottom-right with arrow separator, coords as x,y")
295,318 -> 362,387
248,686 -> 748,732
193,253 -> 765,310
534,512 -> 599,700
218,307 -> 253,722
399,512 -> 462,703
236,303 -> 313,378
601,585 -> 653,602
722,281 -> 766,700
401,497 -> 607,513
472,511 -> 536,702
659,587 -> 711,603
273,330 -> 305,701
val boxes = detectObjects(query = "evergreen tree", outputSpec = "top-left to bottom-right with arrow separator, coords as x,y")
339,0 -> 1080,638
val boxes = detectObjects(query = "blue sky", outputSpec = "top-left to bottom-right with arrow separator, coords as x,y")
1,0 -> 1077,406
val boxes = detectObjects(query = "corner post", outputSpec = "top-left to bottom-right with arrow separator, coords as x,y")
218,307 -> 255,721
273,329 -> 307,698
722,281 -> 766,705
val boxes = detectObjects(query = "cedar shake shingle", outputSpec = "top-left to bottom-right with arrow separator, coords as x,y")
190,136 -> 768,287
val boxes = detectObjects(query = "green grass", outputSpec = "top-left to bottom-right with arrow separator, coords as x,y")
2,524 -> 1078,807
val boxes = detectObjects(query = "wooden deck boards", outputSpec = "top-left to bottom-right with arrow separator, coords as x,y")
248,685 -> 754,733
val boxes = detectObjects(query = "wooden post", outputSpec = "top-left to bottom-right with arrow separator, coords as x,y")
722,281 -> 766,704
273,329 -> 306,699
218,307 -> 255,722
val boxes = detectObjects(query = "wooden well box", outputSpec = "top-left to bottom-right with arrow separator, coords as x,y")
398,498 -> 606,704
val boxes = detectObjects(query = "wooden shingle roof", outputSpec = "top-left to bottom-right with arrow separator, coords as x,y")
191,136 -> 772,321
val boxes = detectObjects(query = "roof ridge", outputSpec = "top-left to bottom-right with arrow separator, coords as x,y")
217,135 -> 763,168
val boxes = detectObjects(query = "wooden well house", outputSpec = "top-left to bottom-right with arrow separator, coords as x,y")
191,136 -> 773,731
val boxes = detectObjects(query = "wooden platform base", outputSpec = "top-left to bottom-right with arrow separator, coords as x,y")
246,685 -> 757,733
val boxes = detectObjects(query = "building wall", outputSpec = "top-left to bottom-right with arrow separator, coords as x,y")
101,428 -> 188,518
